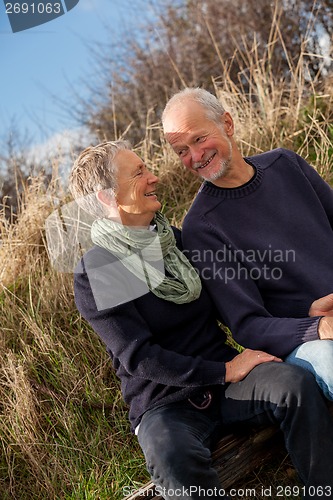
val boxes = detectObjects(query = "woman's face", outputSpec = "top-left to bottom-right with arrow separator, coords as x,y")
114,150 -> 161,227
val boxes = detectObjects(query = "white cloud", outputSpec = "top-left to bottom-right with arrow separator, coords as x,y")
27,126 -> 97,181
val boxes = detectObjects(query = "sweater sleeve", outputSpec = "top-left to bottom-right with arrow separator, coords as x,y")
73,260 -> 227,388
182,222 -> 320,358
294,152 -> 333,229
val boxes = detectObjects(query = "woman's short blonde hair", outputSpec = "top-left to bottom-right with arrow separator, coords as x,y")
69,140 -> 131,218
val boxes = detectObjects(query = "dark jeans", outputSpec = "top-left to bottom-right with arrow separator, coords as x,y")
137,362 -> 333,500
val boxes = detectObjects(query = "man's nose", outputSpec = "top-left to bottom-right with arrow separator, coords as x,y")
190,144 -> 204,163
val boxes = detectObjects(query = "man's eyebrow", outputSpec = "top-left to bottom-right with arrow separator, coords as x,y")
166,132 -> 188,147
169,131 -> 206,148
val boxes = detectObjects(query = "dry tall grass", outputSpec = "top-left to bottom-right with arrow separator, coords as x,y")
0,24 -> 333,500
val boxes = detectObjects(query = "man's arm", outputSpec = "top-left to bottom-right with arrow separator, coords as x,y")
294,153 -> 333,339
295,153 -> 333,229
182,228 -> 320,358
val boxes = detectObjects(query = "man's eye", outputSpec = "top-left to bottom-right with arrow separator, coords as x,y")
196,136 -> 206,143
178,149 -> 187,157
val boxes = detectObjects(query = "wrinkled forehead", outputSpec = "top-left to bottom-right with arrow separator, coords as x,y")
163,100 -> 208,135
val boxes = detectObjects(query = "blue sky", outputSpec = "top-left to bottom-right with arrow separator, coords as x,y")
0,0 -> 151,151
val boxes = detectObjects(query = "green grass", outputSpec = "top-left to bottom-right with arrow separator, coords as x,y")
0,274 -> 149,499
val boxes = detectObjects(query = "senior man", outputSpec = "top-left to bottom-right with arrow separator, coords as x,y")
162,87 -> 333,400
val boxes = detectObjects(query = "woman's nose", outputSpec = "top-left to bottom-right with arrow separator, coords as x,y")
148,172 -> 159,183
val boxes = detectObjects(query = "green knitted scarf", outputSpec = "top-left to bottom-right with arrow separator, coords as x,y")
90,211 -> 202,304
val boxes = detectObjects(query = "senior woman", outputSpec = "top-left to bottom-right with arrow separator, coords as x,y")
69,140 -> 333,500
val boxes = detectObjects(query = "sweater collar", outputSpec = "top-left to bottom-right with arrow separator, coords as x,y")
199,160 -> 263,199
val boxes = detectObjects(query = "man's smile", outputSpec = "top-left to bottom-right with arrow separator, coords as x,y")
194,153 -> 216,171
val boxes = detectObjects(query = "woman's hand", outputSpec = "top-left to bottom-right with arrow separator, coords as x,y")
309,293 -> 333,317
225,349 -> 282,383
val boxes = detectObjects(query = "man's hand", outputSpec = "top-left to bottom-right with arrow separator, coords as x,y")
309,293 -> 333,317
318,316 -> 333,340
225,349 -> 282,383
309,294 -> 333,340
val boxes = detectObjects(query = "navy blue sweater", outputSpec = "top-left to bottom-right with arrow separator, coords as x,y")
182,148 -> 333,357
74,228 -> 237,431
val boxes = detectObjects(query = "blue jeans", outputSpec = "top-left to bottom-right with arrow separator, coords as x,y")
137,363 -> 333,500
285,339 -> 333,400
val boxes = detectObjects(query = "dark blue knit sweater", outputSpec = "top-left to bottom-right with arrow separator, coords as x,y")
73,228 -> 237,431
182,148 -> 333,357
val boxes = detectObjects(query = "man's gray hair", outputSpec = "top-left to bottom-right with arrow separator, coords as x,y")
162,88 -> 225,125
69,140 -> 131,218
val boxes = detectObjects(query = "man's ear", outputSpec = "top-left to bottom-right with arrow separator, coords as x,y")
222,112 -> 234,137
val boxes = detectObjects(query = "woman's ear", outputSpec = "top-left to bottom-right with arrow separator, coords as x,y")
96,189 -> 120,219
96,190 -> 113,208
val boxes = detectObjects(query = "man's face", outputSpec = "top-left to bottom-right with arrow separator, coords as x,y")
163,100 -> 233,182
